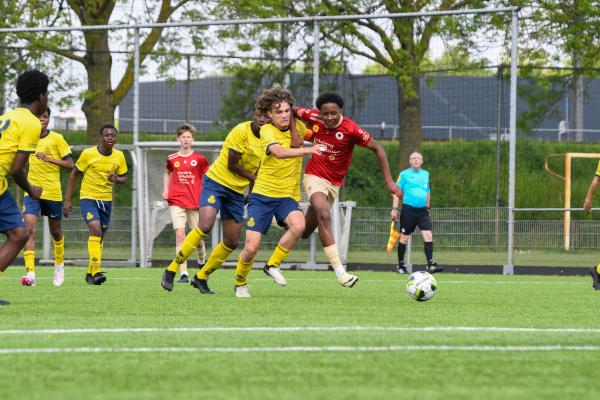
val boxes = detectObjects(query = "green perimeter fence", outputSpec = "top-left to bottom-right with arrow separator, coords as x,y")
31,207 -> 600,269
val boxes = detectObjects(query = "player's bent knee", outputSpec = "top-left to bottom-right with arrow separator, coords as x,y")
10,227 -> 30,244
223,239 -> 239,250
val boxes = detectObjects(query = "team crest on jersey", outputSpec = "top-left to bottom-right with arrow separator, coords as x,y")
191,160 -> 197,167
174,161 -> 180,168
208,195 -> 216,204
312,125 -> 319,133
335,132 -> 344,140
247,217 -> 255,228
86,212 -> 94,220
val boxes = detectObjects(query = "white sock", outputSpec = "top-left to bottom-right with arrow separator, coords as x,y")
333,266 -> 345,278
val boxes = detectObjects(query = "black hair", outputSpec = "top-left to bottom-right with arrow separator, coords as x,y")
44,107 -> 51,117
100,124 -> 118,135
16,69 -> 49,103
316,92 -> 344,110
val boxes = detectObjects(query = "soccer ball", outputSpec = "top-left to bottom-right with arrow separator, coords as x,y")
406,271 -> 437,301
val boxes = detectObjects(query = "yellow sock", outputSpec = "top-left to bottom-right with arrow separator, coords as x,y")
24,250 -> 35,273
267,244 -> 290,268
88,236 -> 102,275
197,240 -> 206,265
596,264 -> 600,274
197,241 -> 233,280
323,244 -> 343,269
175,245 -> 188,271
234,256 -> 254,286
53,236 -> 64,266
167,227 -> 207,272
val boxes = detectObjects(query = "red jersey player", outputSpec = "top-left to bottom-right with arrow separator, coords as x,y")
162,123 -> 210,282
295,92 -> 401,287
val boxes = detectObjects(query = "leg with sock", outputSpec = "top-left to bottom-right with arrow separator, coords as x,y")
51,220 -> 65,287
162,227 -> 207,291
396,240 -> 408,274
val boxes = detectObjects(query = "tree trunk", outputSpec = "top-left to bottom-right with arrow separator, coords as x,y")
81,30 -> 115,144
396,74 -> 422,171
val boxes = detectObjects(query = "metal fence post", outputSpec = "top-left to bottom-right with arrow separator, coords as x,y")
504,8 -> 518,275
133,27 -> 147,267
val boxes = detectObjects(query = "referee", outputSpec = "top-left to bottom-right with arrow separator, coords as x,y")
390,151 -> 442,274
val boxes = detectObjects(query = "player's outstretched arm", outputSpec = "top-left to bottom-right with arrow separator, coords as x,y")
365,138 -> 402,198
268,143 -> 320,159
584,175 -> 600,211
63,168 -> 80,217
10,152 -> 42,199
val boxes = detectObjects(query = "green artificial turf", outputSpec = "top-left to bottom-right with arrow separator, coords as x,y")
0,267 -> 598,400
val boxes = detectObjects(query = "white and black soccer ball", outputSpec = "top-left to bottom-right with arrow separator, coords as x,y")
406,271 -> 438,301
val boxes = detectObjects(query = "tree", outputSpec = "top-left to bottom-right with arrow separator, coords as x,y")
3,0 -> 200,142
216,0 -> 494,169
512,0 -> 600,139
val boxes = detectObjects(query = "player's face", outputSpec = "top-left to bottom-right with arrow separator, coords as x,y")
253,111 -> 270,128
101,128 -> 117,148
39,111 -> 50,131
268,101 -> 291,130
409,153 -> 423,169
177,130 -> 193,150
319,102 -> 342,129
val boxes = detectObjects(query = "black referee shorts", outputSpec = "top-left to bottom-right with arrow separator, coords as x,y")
399,204 -> 431,235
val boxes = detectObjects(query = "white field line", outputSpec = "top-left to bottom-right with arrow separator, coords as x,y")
2,326 -> 600,335
1,345 -> 600,355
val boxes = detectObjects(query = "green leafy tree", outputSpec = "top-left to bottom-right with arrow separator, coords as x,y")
2,0 -> 203,142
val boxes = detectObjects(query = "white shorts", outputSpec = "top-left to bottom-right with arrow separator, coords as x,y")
169,206 -> 199,230
303,174 -> 340,208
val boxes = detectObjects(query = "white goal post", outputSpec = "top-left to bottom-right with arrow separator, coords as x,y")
135,141 -> 354,268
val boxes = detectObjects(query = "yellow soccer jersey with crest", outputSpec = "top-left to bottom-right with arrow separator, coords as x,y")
0,108 -> 41,196
76,146 -> 128,201
252,121 -> 308,201
206,121 -> 262,194
27,131 -> 72,201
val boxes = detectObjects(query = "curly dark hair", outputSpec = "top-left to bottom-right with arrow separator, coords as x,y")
255,86 -> 296,115
176,122 -> 196,136
316,92 -> 344,110
16,69 -> 49,103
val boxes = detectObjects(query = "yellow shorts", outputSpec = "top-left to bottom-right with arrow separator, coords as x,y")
169,206 -> 199,230
303,174 -> 340,208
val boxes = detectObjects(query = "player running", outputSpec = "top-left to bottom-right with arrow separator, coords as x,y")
232,86 -> 319,298
21,107 -> 74,287
161,109 -> 269,294
63,124 -> 128,285
290,92 -> 402,287
0,69 -> 49,305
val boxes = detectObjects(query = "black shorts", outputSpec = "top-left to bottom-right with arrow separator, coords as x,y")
400,204 -> 431,235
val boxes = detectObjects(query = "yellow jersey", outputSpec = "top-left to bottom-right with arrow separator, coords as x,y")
27,130 -> 72,201
252,121 -> 308,201
76,146 -> 128,201
206,121 -> 262,194
0,108 -> 41,195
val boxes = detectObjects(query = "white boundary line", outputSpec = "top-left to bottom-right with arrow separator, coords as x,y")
2,345 -> 600,354
2,326 -> 600,335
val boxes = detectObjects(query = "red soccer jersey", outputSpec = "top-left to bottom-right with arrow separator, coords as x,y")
166,151 -> 209,209
295,107 -> 371,186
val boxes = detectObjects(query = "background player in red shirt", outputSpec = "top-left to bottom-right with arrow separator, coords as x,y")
162,123 -> 210,283
295,92 -> 402,286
